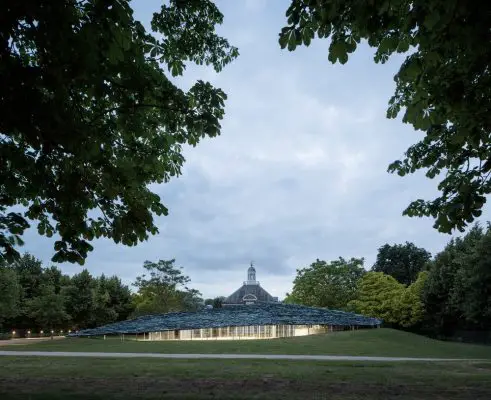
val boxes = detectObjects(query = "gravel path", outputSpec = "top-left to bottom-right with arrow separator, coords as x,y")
0,350 -> 483,362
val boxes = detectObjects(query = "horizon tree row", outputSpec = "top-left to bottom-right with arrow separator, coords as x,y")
0,256 -> 203,335
286,222 -> 491,342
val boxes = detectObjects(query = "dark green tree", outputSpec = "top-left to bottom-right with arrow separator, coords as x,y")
91,275 -> 118,327
423,223 -> 491,337
104,275 -> 134,321
212,296 -> 225,309
177,288 -> 204,312
3,254 -> 72,330
372,242 -> 431,285
42,265 -> 71,294
91,274 -> 133,326
27,284 -> 70,335
204,296 -> 225,308
1,0 -> 238,264
279,0 -> 491,233
0,266 -> 20,329
7,253 -> 45,329
1,252 -> 134,331
286,257 -> 366,309
451,232 -> 491,327
132,259 -> 200,316
63,269 -> 95,329
10,253 -> 44,301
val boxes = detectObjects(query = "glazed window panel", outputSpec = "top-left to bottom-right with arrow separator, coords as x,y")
132,322 -> 376,341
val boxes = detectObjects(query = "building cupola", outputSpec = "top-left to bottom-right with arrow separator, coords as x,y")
247,263 -> 256,282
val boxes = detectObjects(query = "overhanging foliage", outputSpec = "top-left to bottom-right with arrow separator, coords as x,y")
0,0 -> 238,264
279,0 -> 491,233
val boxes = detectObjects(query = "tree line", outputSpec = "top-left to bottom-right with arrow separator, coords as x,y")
285,223 -> 491,342
0,256 -> 204,337
3,222 -> 491,343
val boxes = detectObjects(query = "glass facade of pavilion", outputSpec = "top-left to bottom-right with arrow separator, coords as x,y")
145,324 -> 351,341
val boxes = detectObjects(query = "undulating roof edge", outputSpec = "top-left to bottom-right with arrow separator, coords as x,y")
69,303 -> 382,336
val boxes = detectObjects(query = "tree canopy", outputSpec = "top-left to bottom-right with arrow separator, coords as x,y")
285,257 -> 365,309
204,296 -> 225,308
348,271 -> 427,327
131,259 -> 203,316
1,253 -> 133,333
423,223 -> 491,337
284,222 -> 491,339
348,272 -> 404,325
1,0 -> 238,264
0,253 -> 208,334
372,242 -> 431,285
279,0 -> 491,234
0,266 -> 20,329
26,283 -> 70,334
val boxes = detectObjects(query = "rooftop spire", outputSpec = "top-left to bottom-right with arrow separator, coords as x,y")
247,261 -> 256,283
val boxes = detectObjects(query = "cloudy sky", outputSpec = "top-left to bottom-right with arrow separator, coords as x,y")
20,0 -> 491,299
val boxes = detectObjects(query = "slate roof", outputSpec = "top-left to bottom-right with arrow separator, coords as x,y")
223,283 -> 277,304
70,303 -> 381,336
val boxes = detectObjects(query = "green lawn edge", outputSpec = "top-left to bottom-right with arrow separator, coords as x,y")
5,328 -> 491,359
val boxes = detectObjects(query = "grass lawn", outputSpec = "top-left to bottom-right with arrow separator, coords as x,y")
6,328 -> 491,359
0,356 -> 490,399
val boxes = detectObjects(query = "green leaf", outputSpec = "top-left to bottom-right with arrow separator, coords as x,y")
346,36 -> 357,53
287,31 -> 297,51
279,31 -> 289,49
329,41 -> 348,64
303,31 -> 312,46
302,27 -> 315,46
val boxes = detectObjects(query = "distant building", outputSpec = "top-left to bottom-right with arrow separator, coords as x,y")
222,263 -> 279,306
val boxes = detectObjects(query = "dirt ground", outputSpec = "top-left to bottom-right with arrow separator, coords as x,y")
1,376 -> 490,400
0,337 -> 65,346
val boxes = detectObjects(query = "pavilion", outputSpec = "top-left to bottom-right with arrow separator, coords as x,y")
70,265 -> 381,341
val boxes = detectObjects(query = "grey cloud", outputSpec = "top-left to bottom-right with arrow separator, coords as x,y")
14,1 -> 491,300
